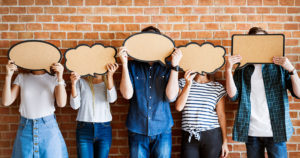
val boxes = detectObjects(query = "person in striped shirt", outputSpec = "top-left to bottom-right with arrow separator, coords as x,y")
176,70 -> 229,158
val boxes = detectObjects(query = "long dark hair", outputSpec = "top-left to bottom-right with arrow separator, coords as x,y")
248,27 -> 268,35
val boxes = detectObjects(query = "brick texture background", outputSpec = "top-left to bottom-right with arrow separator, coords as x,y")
0,0 -> 299,157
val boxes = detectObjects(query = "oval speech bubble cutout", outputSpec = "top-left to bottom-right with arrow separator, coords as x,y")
8,40 -> 62,74
232,34 -> 285,68
178,42 -> 226,75
64,43 -> 117,77
122,32 -> 175,65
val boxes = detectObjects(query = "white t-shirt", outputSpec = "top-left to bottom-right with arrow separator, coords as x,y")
13,73 -> 58,119
248,64 -> 273,137
70,79 -> 117,123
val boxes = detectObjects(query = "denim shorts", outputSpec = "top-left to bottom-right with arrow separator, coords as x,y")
12,114 -> 68,158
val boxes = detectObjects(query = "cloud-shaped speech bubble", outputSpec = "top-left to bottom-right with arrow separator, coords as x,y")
122,32 -> 175,65
232,34 -> 285,68
8,40 -> 62,74
178,42 -> 226,75
64,44 -> 117,77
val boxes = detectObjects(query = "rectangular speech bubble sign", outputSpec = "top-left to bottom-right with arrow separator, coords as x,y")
231,34 -> 285,68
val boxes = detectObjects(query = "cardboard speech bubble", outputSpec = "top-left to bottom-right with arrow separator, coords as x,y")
232,34 -> 285,68
64,43 -> 117,77
122,32 -> 175,65
178,42 -> 226,75
8,40 -> 62,74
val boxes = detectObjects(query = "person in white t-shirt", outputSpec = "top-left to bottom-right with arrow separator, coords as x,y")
70,63 -> 118,158
226,27 -> 300,158
2,60 -> 68,158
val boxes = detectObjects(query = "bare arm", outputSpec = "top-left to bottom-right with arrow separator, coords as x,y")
119,47 -> 134,99
175,71 -> 195,111
2,61 -> 20,106
216,97 -> 229,158
225,55 -> 241,98
273,56 -> 300,98
53,63 -> 67,108
166,49 -> 182,101
106,63 -> 119,90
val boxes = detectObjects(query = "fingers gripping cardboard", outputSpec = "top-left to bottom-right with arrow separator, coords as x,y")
8,40 -> 62,74
232,34 -> 285,68
64,44 -> 117,77
178,42 -> 226,75
122,32 -> 175,65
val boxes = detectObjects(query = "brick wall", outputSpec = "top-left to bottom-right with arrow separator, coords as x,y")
0,0 -> 299,157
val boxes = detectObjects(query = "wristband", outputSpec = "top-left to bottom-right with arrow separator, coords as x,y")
57,80 -> 65,85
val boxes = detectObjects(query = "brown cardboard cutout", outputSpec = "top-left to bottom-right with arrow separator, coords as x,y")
232,34 -> 285,68
64,44 -> 117,76
122,32 -> 175,65
8,40 -> 62,74
178,42 -> 226,74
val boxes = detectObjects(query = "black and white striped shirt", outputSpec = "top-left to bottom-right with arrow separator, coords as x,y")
179,78 -> 226,141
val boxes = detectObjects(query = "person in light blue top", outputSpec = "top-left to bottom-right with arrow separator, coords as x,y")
70,63 -> 118,158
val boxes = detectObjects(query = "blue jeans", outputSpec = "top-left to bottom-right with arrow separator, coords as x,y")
128,129 -> 172,158
12,115 -> 68,158
246,136 -> 287,158
76,121 -> 112,158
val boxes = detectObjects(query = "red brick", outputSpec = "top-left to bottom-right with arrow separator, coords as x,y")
102,16 -> 118,23
152,16 -> 167,23
9,24 -> 25,31
61,7 -> 76,14
19,0 -> 34,5
198,0 -> 213,5
181,32 -> 196,39
67,32 -> 83,39
177,7 -> 192,14
102,0 -> 116,5
111,8 -> 126,14
224,7 -> 239,14
85,0 -> 100,5
161,7 -> 175,14
125,24 -> 140,31
256,7 -> 271,14
26,24 -> 42,31
173,24 -> 188,30
221,24 -> 236,30
52,0 -> 67,5
215,15 -> 231,22
119,16 -> 134,23
19,15 -> 35,22
93,24 -> 108,31
10,7 -> 26,14
182,0 -> 197,5
135,16 -> 150,23
51,32 -> 66,39
100,33 -> 115,39
150,0 -> 164,6
43,24 -> 58,31
0,24 -> 8,31
2,15 -> 18,22
0,7 -> 9,14
86,16 -> 101,23
127,8 -> 143,14
168,16 -> 182,22
60,24 -> 75,31
109,24 -> 125,31
268,23 -> 284,30
214,0 -> 230,5
284,24 -> 299,30
84,33 -> 99,39
263,0 -> 278,5
280,0 -> 295,6
1,32 -> 17,39
271,7 -> 287,13
288,7 -> 300,13
189,24 -> 204,30
232,15 -> 247,22
1,0 -> 17,5
70,16 -> 85,22
44,7 -> 60,14
248,15 -> 262,21
214,31 -> 228,38
240,7 -> 255,14
166,0 -> 181,5
78,8 -> 93,14
205,23 -> 219,30
76,24 -> 92,31
197,31 -> 213,38
35,0 -> 50,5
69,0 -> 83,6
200,16 -> 214,22
247,0 -> 262,5
54,15 -> 69,22
34,32 -> 49,39
18,32 -> 33,39
135,0 -> 149,6
27,7 -> 43,14
117,0 -> 132,6
144,7 -> 159,14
